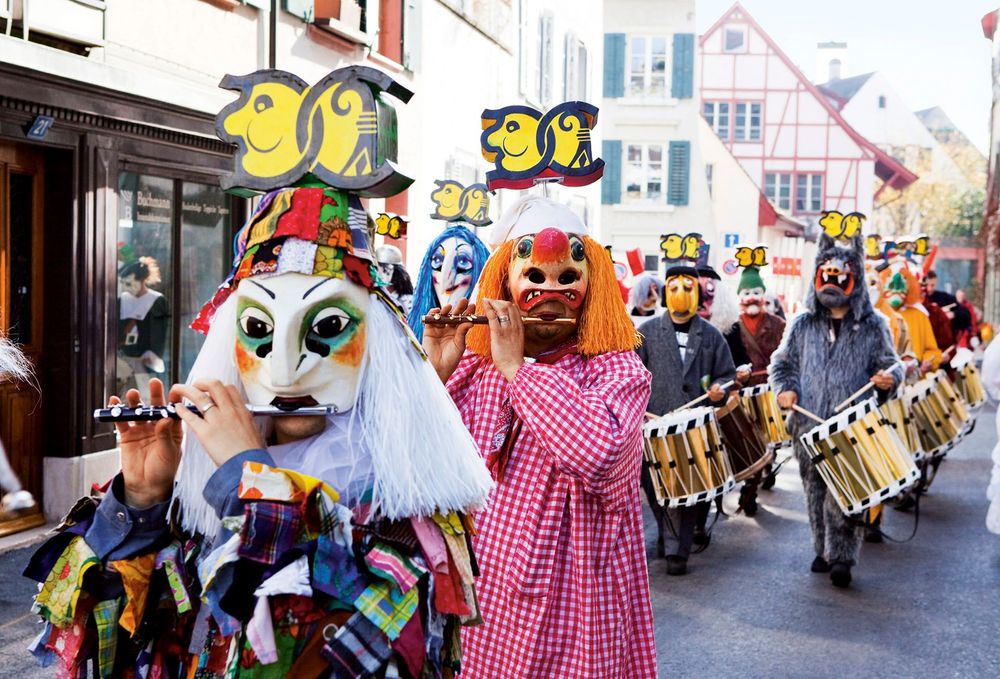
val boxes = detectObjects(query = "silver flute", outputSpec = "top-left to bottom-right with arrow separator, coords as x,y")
93,403 -> 341,422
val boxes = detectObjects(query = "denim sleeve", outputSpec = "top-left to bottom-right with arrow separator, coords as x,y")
203,448 -> 275,519
84,474 -> 170,561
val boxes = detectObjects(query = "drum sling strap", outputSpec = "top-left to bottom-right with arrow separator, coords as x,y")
845,482 -> 923,544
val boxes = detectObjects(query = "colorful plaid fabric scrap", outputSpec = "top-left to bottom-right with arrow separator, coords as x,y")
320,611 -> 392,678
92,598 -> 121,678
312,533 -> 367,604
238,501 -> 303,565
354,581 -> 419,641
364,542 -> 427,593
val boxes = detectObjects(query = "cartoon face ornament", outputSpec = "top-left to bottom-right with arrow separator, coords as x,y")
234,272 -> 369,412
665,273 -> 699,322
507,227 -> 589,345
431,237 -> 476,307
814,255 -> 855,309
739,286 -> 766,317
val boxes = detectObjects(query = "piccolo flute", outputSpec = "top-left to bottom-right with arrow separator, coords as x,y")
94,403 -> 342,422
422,313 -> 577,326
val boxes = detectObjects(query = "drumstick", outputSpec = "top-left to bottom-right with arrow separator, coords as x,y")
833,382 -> 876,413
423,313 -> 577,326
676,380 -> 735,411
791,404 -> 825,424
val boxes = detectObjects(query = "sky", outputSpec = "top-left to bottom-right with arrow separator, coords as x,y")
696,0 -> 998,152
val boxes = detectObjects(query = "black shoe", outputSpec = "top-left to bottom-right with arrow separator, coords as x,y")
864,527 -> 883,543
761,466 -> 776,490
692,527 -> 710,546
830,561 -> 852,588
739,485 -> 759,517
666,555 -> 688,576
811,556 -> 831,573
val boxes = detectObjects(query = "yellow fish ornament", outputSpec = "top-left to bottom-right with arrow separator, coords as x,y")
480,101 -> 604,190
429,180 -> 492,226
735,245 -> 768,267
820,210 -> 866,239
375,213 -> 407,239
216,66 -> 413,196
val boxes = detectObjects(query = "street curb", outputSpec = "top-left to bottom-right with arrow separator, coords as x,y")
0,523 -> 57,554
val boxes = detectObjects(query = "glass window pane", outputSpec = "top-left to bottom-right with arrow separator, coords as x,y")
625,144 -> 643,198
703,102 -> 714,126
179,182 -> 231,381
8,173 -> 33,345
116,172 -> 173,402
651,37 -> 666,78
811,174 -> 823,210
796,175 -> 807,211
630,36 -> 646,96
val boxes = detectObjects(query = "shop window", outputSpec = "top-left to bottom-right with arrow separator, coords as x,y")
116,172 -> 233,400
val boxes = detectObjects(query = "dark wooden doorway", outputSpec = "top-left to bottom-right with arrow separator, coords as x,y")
0,141 -> 46,535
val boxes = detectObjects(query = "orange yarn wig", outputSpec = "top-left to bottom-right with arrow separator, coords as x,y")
466,236 -> 639,357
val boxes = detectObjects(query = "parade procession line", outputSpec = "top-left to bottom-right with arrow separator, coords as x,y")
647,404 -> 1000,679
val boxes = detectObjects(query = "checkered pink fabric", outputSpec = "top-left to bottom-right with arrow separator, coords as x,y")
448,350 -> 657,678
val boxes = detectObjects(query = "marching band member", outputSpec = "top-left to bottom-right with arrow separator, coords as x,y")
628,272 -> 665,327
637,264 -> 735,575
770,229 -> 902,588
426,195 -> 657,676
887,265 -> 943,375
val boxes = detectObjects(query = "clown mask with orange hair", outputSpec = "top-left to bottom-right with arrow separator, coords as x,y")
468,197 -> 638,357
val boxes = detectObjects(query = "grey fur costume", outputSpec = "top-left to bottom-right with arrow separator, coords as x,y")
769,232 -> 903,565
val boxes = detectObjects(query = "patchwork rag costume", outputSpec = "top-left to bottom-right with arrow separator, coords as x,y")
447,197 -> 657,677
24,68 -> 493,678
769,231 -> 902,586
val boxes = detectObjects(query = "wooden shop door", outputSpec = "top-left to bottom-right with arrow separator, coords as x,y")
0,141 -> 45,535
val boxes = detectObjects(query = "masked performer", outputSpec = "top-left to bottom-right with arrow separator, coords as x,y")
376,243 -> 415,314
698,265 -> 751,379
25,188 -> 494,676
118,256 -> 169,399
425,196 -> 657,676
770,230 -> 902,587
922,273 -> 956,366
637,264 -> 735,574
886,264 -> 942,375
0,335 -> 36,511
408,224 -> 490,342
628,273 -> 664,327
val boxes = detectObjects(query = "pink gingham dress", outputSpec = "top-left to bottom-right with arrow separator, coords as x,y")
448,350 -> 658,678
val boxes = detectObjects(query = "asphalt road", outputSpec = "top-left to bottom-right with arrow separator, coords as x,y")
0,408 -> 998,677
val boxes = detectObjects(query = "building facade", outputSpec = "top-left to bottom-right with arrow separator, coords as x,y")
0,0 -> 601,526
699,4 -> 919,293
981,8 -> 1000,327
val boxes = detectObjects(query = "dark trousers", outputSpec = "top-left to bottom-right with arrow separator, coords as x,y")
641,466 -> 710,558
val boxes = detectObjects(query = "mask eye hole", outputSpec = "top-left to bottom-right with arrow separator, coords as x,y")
239,307 -> 273,339
430,248 -> 445,271
527,268 -> 546,284
558,270 -> 579,285
254,94 -> 274,113
455,254 -> 473,274
516,237 -> 533,259
569,237 -> 585,262
310,308 -> 352,340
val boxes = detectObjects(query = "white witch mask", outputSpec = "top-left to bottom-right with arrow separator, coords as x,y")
234,273 -> 369,412
431,237 -> 476,306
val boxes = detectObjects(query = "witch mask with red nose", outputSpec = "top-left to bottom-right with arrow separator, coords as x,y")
507,227 -> 589,346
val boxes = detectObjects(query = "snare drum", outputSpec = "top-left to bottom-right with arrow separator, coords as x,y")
951,353 -> 987,411
879,397 -> 924,462
643,407 -> 736,508
799,399 -> 919,515
716,394 -> 774,481
907,371 -> 969,458
740,384 -> 792,450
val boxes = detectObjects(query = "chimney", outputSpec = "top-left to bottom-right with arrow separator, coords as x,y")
816,41 -> 848,84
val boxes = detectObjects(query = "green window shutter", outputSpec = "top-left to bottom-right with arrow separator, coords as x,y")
282,0 -> 313,21
667,141 -> 690,206
602,139 -> 622,205
603,33 -> 626,98
671,33 -> 694,99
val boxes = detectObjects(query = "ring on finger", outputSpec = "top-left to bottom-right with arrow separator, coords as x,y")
200,401 -> 217,416
498,316 -> 510,324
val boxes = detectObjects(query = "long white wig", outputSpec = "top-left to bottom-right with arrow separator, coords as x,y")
0,335 -> 32,384
707,282 -> 742,334
172,289 -> 493,538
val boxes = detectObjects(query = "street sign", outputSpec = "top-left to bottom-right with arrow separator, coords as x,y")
722,259 -> 739,276
724,232 -> 740,248
26,115 -> 54,140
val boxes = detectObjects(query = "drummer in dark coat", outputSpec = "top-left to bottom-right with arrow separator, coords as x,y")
636,264 -> 735,576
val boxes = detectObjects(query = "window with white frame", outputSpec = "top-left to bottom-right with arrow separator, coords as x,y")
627,35 -> 668,97
564,34 -> 588,100
535,12 -> 554,105
723,25 -> 747,53
703,102 -> 731,140
734,102 -> 762,141
764,172 -> 792,210
795,173 -> 823,213
625,143 -> 665,201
